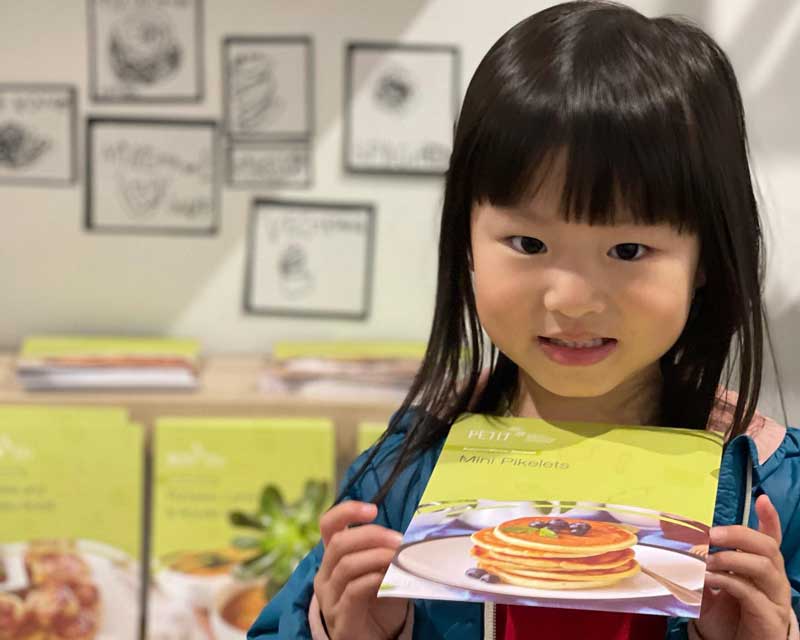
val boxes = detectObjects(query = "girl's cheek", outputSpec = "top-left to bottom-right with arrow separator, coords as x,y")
474,271 -> 534,319
630,277 -> 692,317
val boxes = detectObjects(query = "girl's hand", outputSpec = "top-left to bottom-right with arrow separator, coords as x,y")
692,494 -> 794,640
314,500 -> 409,640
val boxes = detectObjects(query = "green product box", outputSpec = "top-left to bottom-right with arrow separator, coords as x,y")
0,406 -> 143,640
380,413 -> 723,620
147,417 -> 335,639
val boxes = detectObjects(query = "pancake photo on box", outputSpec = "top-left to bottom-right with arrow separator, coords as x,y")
388,500 -> 709,614
467,517 -> 640,590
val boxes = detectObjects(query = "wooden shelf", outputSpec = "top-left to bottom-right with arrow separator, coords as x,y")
0,354 -> 398,482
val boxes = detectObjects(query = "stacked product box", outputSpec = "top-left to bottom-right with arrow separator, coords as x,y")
147,417 -> 335,640
0,405 -> 143,640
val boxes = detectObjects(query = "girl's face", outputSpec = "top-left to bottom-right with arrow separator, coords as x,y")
470,168 -> 704,401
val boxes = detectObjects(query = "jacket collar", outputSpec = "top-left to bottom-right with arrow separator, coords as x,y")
713,433 -> 757,528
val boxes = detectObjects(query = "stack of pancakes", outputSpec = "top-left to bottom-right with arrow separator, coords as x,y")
470,516 -> 640,589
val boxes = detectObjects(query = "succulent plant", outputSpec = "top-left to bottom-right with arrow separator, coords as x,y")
228,480 -> 329,599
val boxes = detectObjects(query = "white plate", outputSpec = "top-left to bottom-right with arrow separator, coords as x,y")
0,540 -> 140,640
395,536 -> 704,601
605,504 -> 665,530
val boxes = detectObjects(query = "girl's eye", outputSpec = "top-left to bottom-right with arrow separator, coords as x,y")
509,236 -> 546,255
609,243 -> 648,261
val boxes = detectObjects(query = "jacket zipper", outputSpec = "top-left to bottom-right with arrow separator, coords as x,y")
484,602 -> 496,640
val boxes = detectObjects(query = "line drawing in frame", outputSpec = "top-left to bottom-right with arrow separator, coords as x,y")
88,0 -> 204,103
223,35 -> 314,142
244,199 -> 376,321
223,35 -> 314,188
85,117 -> 220,236
226,139 -> 312,189
344,41 -> 461,176
0,84 -> 78,186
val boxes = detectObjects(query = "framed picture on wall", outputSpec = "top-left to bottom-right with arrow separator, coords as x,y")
0,84 -> 77,186
86,117 -> 219,235
88,0 -> 204,103
344,42 -> 460,176
223,36 -> 313,188
223,35 -> 313,141
244,199 -> 375,320
226,140 -> 312,189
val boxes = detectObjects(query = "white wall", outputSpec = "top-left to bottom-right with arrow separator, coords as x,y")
1,0 -> 798,422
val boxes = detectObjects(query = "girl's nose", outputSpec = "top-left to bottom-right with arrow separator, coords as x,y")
542,271 -> 606,318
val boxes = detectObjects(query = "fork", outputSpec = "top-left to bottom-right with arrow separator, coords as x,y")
640,565 -> 703,606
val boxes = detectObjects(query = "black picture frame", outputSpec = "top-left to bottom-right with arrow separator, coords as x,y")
88,0 -> 204,103
85,116 -> 220,236
244,198 -> 376,321
0,83 -> 78,186
223,35 -> 314,142
344,41 -> 461,177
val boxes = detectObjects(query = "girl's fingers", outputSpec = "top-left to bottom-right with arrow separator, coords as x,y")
339,571 -> 390,609
319,524 -> 402,582
755,494 -> 783,547
709,525 -> 782,565
707,550 -> 789,606
327,547 -> 398,600
320,500 -> 377,547
336,571 -> 390,624
705,570 -> 785,622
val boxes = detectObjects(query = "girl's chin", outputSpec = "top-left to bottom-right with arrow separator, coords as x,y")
517,361 -> 623,398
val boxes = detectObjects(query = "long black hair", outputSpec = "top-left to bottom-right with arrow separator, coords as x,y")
347,1 -> 783,504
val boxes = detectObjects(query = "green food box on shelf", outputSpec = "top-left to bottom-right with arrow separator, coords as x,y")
17,336 -> 201,390
19,336 -> 200,361
0,405 -> 143,640
148,417 -> 335,640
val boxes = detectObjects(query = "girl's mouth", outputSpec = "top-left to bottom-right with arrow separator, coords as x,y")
537,337 -> 618,366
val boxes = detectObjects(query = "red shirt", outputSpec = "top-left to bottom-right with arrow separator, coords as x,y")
496,604 -> 668,639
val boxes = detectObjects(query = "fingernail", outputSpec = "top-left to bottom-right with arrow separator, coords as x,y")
391,531 -> 404,545
709,527 -> 725,543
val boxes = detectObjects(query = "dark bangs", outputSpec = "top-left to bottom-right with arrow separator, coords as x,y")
461,3 -> 730,235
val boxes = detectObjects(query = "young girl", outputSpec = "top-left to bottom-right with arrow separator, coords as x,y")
249,2 -> 800,638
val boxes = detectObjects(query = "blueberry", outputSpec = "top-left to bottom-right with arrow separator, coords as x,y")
546,519 -> 570,532
528,521 -> 547,528
466,568 -> 487,580
569,523 -> 591,536
480,572 -> 500,583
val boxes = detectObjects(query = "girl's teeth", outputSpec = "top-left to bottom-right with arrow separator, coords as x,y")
550,338 -> 605,349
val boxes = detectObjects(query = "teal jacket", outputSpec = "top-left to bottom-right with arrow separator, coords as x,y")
249,409 -> 800,639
